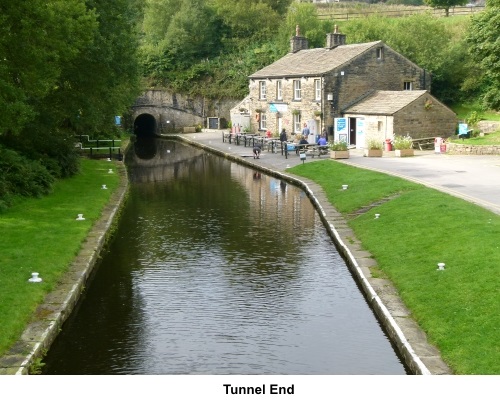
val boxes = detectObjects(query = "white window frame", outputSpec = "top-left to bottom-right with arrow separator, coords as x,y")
276,80 -> 283,100
260,113 -> 267,130
314,79 -> 321,101
403,81 -> 413,90
293,80 -> 301,100
259,81 -> 267,100
376,47 -> 383,60
293,113 -> 301,133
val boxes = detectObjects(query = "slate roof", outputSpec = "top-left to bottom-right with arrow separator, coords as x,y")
343,90 -> 428,115
249,41 -> 382,78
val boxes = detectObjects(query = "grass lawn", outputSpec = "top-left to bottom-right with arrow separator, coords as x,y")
288,160 -> 500,375
450,102 -> 500,122
451,132 -> 500,145
0,158 -> 121,355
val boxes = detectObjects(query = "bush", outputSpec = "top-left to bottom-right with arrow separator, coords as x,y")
0,145 -> 55,210
328,141 -> 348,151
393,135 -> 413,149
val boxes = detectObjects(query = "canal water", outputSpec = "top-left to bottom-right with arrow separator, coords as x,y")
42,138 -> 406,375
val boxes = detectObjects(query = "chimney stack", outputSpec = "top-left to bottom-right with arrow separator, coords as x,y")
290,25 -> 309,53
326,25 -> 346,49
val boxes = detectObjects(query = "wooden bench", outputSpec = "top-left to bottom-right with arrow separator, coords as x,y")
307,145 -> 329,158
411,137 -> 435,150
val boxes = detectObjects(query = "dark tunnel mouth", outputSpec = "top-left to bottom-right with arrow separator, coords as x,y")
134,114 -> 157,138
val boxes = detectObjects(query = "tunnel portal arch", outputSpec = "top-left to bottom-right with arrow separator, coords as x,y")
134,113 -> 158,138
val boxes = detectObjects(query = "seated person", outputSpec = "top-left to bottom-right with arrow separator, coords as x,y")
298,136 -> 308,145
317,135 -> 327,146
253,145 -> 262,159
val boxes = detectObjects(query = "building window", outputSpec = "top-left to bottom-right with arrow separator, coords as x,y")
293,113 -> 301,133
276,80 -> 282,100
260,113 -> 267,130
376,47 -> 383,60
403,81 -> 413,90
314,79 -> 321,100
378,121 -> 383,132
259,81 -> 266,100
293,80 -> 301,100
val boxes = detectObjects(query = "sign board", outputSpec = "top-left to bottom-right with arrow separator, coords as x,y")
356,117 -> 365,149
115,116 -> 121,126
270,103 -> 288,113
334,118 -> 348,144
458,123 -> 468,135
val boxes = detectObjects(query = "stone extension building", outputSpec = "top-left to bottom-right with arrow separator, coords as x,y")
231,25 -> 456,148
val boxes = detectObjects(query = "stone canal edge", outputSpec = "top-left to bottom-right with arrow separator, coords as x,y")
0,135 -> 451,375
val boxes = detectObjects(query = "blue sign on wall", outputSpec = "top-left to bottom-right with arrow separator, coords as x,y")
336,118 -> 347,132
115,116 -> 121,125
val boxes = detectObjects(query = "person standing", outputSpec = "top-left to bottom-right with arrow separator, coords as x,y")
280,128 -> 287,142
301,123 -> 310,138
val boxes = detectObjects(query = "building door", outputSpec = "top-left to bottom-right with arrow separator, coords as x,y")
349,117 -> 357,145
278,117 -> 282,135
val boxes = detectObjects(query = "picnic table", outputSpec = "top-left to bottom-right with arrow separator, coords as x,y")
283,143 -> 328,159
411,137 -> 435,150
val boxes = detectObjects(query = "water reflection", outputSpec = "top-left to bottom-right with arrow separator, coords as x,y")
42,138 -> 406,375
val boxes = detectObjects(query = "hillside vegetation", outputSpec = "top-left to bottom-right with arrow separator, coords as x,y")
1,0 -> 499,206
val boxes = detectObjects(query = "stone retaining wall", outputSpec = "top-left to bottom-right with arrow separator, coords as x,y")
447,143 -> 500,155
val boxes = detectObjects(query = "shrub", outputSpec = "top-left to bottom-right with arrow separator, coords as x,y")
393,135 -> 413,149
366,136 -> 383,150
0,145 -> 55,210
328,141 -> 348,151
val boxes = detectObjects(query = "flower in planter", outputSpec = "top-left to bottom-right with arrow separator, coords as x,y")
393,134 -> 413,150
365,136 -> 383,150
328,141 -> 348,151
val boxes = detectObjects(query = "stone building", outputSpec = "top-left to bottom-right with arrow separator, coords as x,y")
232,26 -> 456,146
342,90 -> 457,148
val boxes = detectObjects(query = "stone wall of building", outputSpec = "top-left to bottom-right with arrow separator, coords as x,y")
331,44 -> 430,114
394,96 -> 457,138
247,76 -> 326,136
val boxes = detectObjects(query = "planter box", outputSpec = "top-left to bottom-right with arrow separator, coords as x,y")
330,150 -> 349,159
395,149 -> 414,157
364,149 -> 383,157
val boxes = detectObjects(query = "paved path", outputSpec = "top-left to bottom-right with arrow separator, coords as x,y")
187,131 -> 500,216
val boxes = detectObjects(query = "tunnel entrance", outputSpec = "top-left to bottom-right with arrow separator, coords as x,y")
134,114 -> 157,138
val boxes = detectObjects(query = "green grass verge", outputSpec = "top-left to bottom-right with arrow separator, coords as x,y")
450,102 -> 500,122
451,132 -> 500,145
0,158 -> 121,355
288,160 -> 500,375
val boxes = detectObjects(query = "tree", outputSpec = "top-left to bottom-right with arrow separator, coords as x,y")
276,2 -> 334,52
1,0 -> 143,178
423,0 -> 467,17
467,0 -> 500,109
0,0 -> 97,136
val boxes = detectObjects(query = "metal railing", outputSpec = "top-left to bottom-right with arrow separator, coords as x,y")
74,135 -> 123,160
